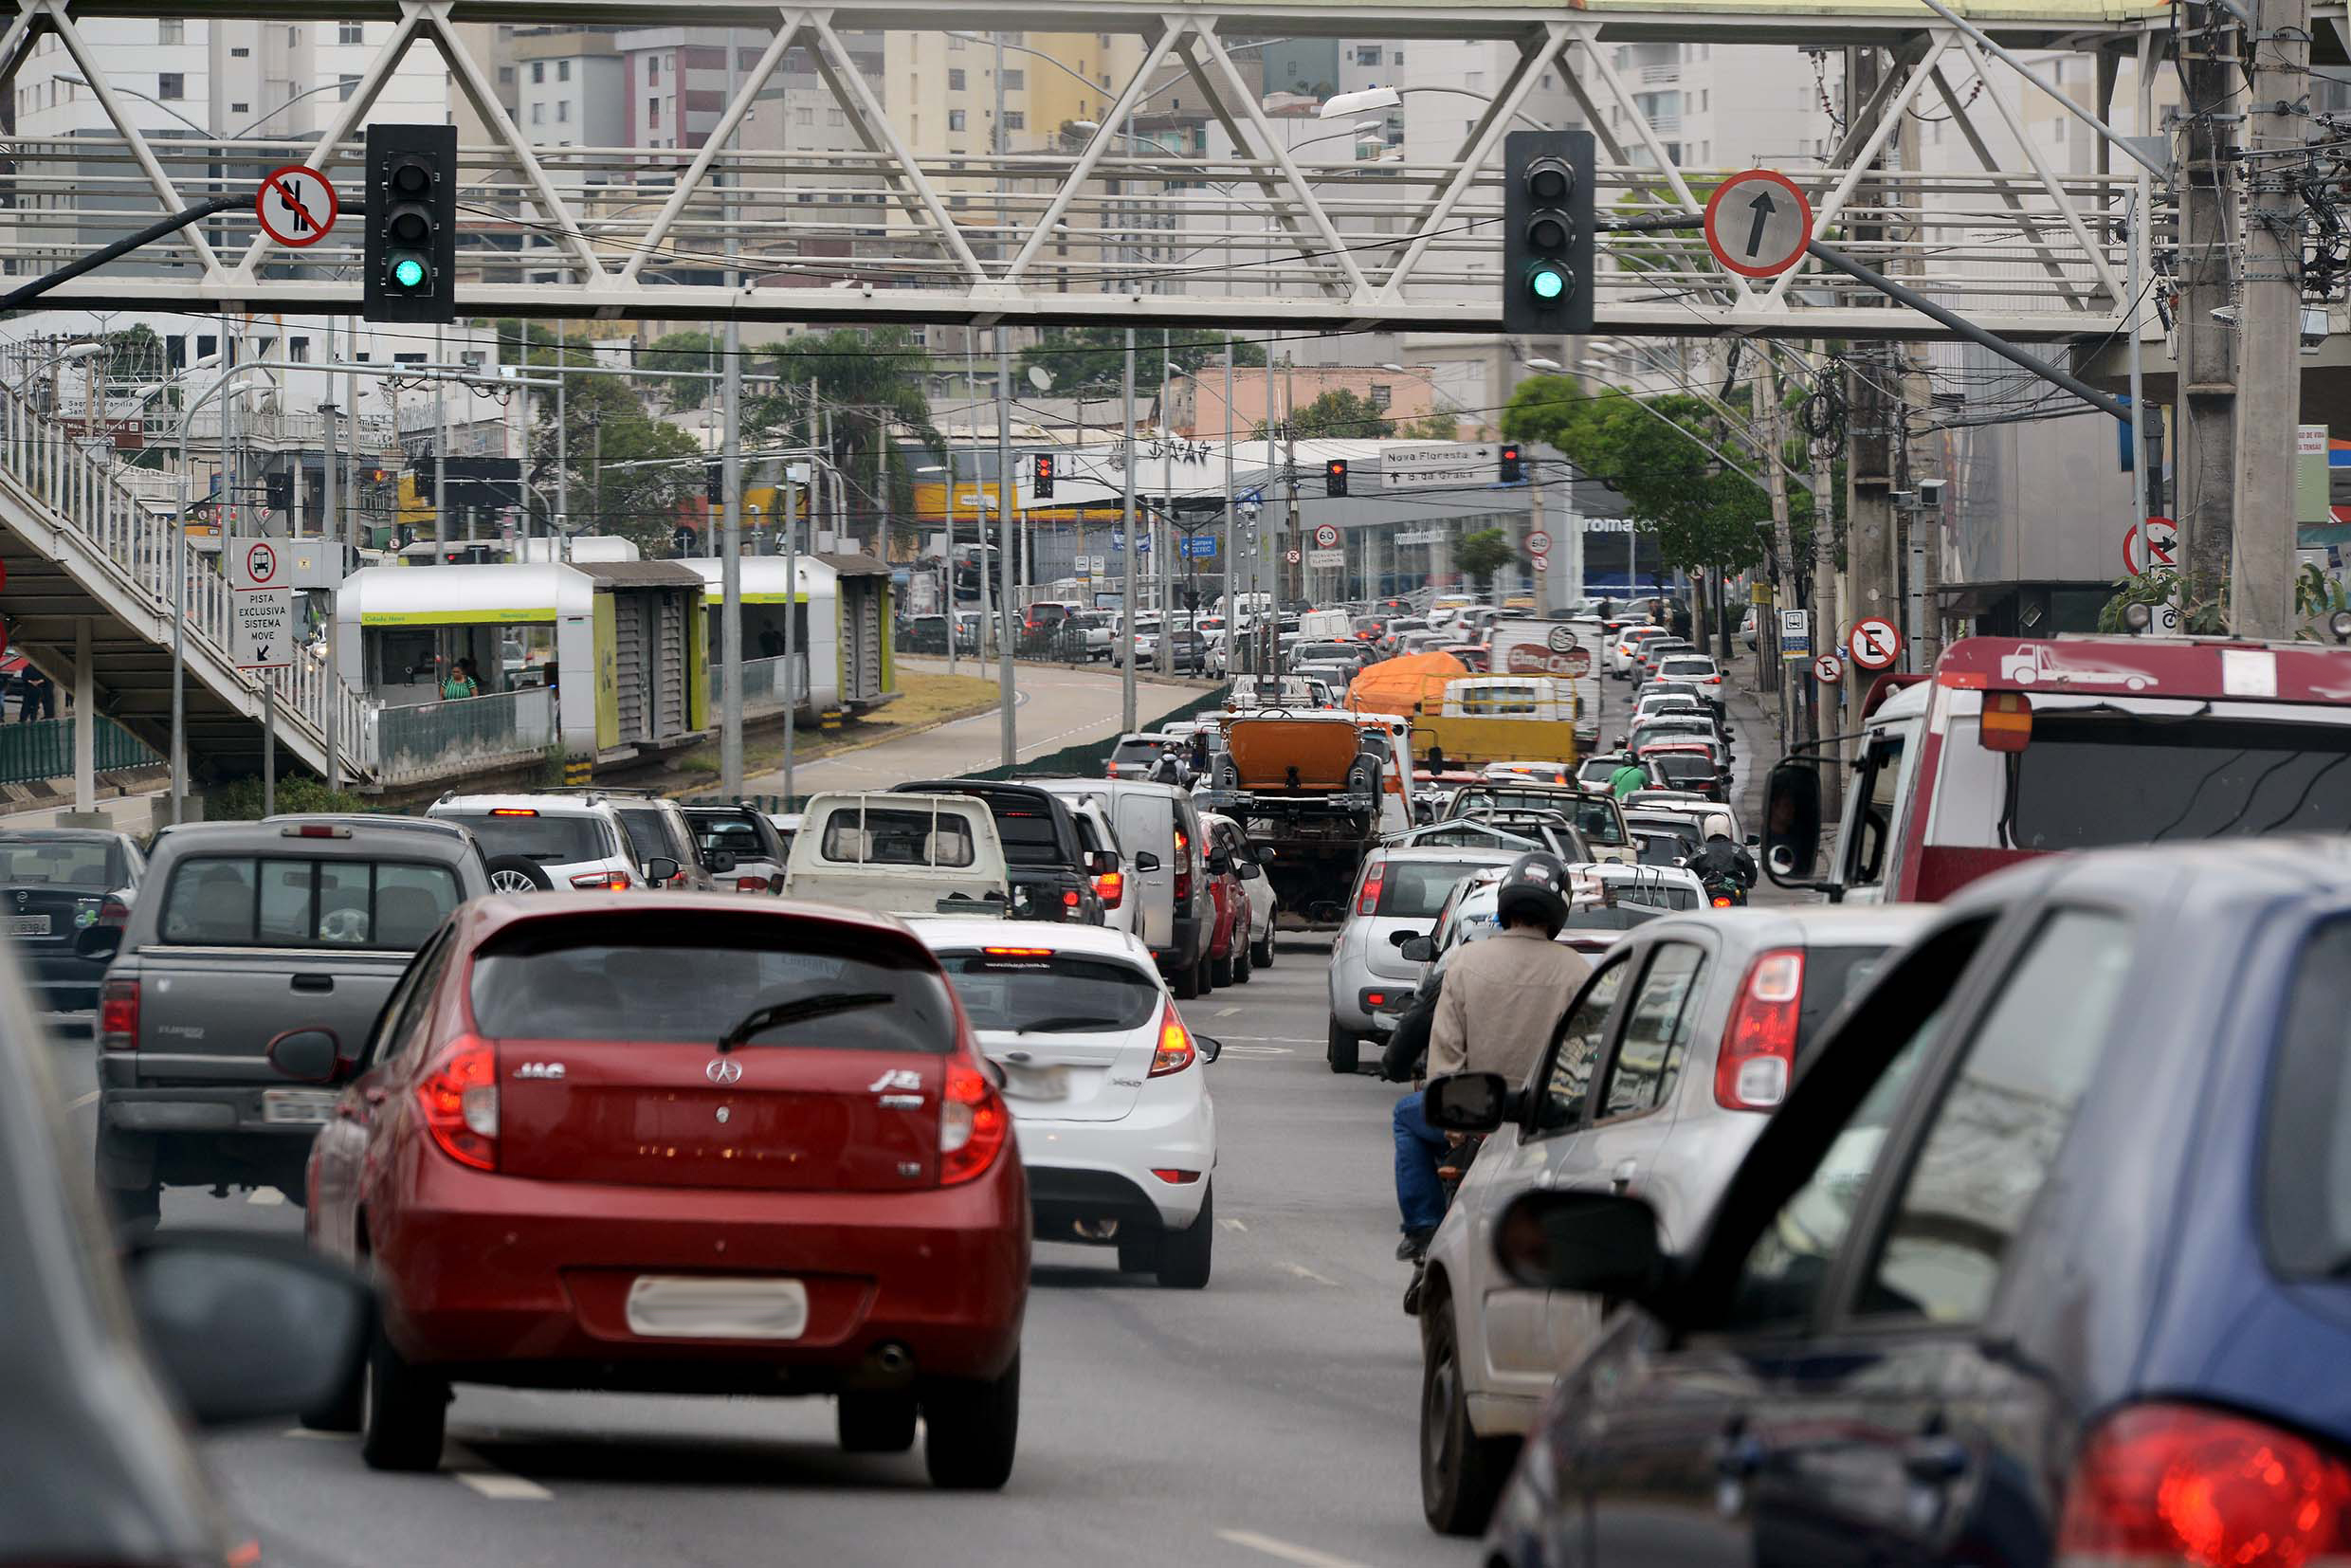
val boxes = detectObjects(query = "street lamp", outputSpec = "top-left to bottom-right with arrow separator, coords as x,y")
1319,83 -> 1552,131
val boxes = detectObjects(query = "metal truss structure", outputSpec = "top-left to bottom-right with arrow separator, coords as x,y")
0,0 -> 2213,339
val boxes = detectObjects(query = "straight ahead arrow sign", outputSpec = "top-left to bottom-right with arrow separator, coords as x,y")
1745,191 -> 1775,258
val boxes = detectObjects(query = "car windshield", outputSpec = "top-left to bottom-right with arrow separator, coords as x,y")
614,808 -> 678,864
988,805 -> 1066,867
439,811 -> 611,865
471,917 -> 955,1049
157,856 -> 461,949
1380,858 -> 1505,917
1654,755 -> 1718,784
0,836 -> 120,888
933,949 -> 1161,1032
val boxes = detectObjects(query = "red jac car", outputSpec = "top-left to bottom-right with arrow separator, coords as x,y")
298,893 -> 1029,1488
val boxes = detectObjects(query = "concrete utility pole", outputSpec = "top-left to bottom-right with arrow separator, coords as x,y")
720,313 -> 744,797
1158,328 -> 1176,675
2231,0 -> 2308,637
434,325 -> 448,549
1843,46 -> 1900,713
1283,356 -> 1299,608
995,330 -> 1017,769
1763,381 -> 1799,751
1121,329 -> 1139,733
1223,332 -> 1237,675
2177,3 -> 2241,611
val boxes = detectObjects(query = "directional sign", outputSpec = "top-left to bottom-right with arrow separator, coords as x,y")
1703,169 -> 1812,280
1312,523 -> 1340,549
232,590 -> 295,669
254,164 -> 337,249
1525,529 -> 1552,557
1848,616 -> 1903,671
2124,516 -> 2179,576
1813,651 -> 1845,684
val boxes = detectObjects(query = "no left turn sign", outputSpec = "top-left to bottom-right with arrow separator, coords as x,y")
1703,169 -> 1813,280
255,165 -> 337,248
1848,616 -> 1902,671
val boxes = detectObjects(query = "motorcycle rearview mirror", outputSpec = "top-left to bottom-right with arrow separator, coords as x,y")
1423,1071 -> 1512,1133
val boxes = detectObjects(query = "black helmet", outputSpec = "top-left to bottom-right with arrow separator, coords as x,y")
1496,850 -> 1572,936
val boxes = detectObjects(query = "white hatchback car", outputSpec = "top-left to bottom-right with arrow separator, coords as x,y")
918,921 -> 1223,1288
426,793 -> 648,892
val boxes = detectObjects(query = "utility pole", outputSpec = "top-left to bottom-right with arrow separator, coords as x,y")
995,330 -> 1017,769
2178,3 -> 2240,613
2231,0 -> 2308,637
1223,331 -> 1237,676
320,394 -> 339,793
1844,46 -> 1900,715
1284,356 -> 1299,608
720,311 -> 744,797
1121,330 -> 1139,733
1764,382 -> 1799,751
1808,343 -> 1841,804
1158,328 -> 1176,675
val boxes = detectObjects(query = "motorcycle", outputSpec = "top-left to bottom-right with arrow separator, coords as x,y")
1403,1131 -> 1484,1318
1703,872 -> 1750,909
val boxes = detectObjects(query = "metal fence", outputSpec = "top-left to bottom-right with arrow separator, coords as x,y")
374,687 -> 556,783
733,653 -> 809,710
0,714 -> 161,787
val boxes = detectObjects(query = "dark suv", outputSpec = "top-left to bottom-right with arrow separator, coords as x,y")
891,779 -> 1109,924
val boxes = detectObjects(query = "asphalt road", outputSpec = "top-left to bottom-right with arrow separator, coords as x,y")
45,932 -> 1466,1568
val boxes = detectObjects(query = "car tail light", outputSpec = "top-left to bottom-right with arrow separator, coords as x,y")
1357,858 -> 1387,916
1982,690 -> 2033,753
1173,829 -> 1193,903
1712,894 -> 1735,908
1094,869 -> 1124,908
1062,888 -> 1082,910
280,823 -> 353,838
99,977 -> 138,1050
939,1057 -> 1009,1185
95,894 -> 129,933
1716,948 -> 1803,1110
490,807 -> 539,817
570,870 -> 632,890
416,1038 -> 498,1171
1150,1002 -> 1196,1077
731,875 -> 764,891
2057,1403 -> 2351,1568
1151,1168 -> 1203,1183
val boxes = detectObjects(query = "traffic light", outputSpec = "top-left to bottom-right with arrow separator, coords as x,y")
705,461 -> 723,503
1033,452 -> 1056,499
1325,458 -> 1349,497
1503,129 -> 1595,337
1499,443 -> 1522,483
364,123 -> 456,323
264,470 -> 293,512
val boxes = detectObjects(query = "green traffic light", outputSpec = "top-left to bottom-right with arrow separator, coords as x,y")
1527,264 -> 1566,301
391,254 -> 428,290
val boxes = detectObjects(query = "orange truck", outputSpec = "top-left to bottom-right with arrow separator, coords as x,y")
1208,711 -> 1408,929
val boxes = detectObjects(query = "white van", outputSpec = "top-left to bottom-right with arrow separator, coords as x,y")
1028,777 -> 1217,997
1298,609 -> 1353,641
781,792 -> 1011,918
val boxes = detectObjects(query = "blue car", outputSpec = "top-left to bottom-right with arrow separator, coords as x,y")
1477,837 -> 2351,1567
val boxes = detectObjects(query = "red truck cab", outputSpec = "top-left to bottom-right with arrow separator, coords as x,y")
1764,634 -> 2351,903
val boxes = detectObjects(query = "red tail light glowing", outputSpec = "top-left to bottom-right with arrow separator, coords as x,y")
417,1039 -> 499,1171
1094,869 -> 1124,908
570,870 -> 633,890
939,1057 -> 1009,1184
99,977 -> 139,1050
1712,895 -> 1735,908
1357,858 -> 1387,916
1150,1002 -> 1196,1077
2057,1403 -> 2351,1568
735,876 -> 767,891
1715,948 -> 1802,1110
1173,829 -> 1193,903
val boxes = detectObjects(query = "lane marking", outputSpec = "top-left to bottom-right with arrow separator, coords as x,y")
1214,1045 -> 1292,1058
67,1088 -> 99,1109
454,1470 -> 555,1501
1216,1035 -> 1318,1045
1282,1263 -> 1340,1286
1216,1529 -> 1376,1568
1215,1006 -> 1241,1017
1218,1217 -> 1248,1232
281,1428 -> 353,1441
247,1187 -> 285,1207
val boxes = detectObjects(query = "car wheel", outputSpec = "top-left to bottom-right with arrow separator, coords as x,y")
1211,951 -> 1234,987
483,855 -> 553,894
1231,940 -> 1251,984
922,1354 -> 1020,1490
1252,931 -> 1276,968
1421,1296 -> 1517,1536
358,1323 -> 448,1473
1326,1020 -> 1359,1074
838,1391 -> 919,1453
1117,1234 -> 1160,1273
1172,958 -> 1199,999
1157,1183 -> 1213,1289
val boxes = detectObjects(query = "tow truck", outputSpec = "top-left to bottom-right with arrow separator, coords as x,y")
1764,633 -> 2351,903
1205,709 -> 1410,930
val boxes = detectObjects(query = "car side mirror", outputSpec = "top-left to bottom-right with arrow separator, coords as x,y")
1424,1071 -> 1511,1133
265,1028 -> 344,1085
1762,763 -> 1824,884
709,849 -> 738,874
121,1231 -> 371,1428
1084,848 -> 1117,876
1194,1034 -> 1224,1063
645,856 -> 682,885
1400,935 -> 1435,963
1134,851 -> 1161,873
1493,1189 -> 1672,1304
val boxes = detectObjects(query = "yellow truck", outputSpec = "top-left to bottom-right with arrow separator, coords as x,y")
1406,675 -> 1583,770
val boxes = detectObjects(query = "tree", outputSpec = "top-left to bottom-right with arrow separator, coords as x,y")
100,324 -> 169,386
514,337 -> 701,552
1456,528 -> 1517,593
632,329 -> 722,410
1021,328 -> 1265,394
1395,412 -> 1460,440
749,326 -> 941,553
1252,388 -> 1394,440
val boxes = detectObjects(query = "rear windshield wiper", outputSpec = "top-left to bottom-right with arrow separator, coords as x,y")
717,993 -> 895,1052
1014,1015 -> 1127,1032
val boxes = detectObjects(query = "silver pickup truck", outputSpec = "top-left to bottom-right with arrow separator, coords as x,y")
87,817 -> 487,1226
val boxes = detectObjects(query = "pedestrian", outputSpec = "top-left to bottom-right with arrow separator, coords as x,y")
440,658 -> 476,702
16,666 -> 51,723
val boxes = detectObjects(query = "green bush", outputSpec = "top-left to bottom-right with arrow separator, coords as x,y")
202,774 -> 372,821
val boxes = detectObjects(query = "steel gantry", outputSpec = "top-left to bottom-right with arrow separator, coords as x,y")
0,0 -> 2237,339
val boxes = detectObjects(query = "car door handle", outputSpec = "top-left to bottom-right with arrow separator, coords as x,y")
1902,1436 -> 1969,1485
1611,1158 -> 1638,1193
290,974 -> 334,993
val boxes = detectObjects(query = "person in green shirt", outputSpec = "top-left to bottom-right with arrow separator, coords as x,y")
1609,759 -> 1649,798
439,660 -> 478,702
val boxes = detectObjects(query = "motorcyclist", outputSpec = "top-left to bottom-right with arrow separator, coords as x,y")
1390,851 -> 1593,1262
1688,830 -> 1758,891
1609,757 -> 1649,799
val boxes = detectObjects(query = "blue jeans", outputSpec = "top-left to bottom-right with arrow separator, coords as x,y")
1394,1091 -> 1449,1234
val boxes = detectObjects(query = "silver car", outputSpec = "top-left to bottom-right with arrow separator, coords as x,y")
1410,903 -> 1939,1536
1324,847 -> 1517,1073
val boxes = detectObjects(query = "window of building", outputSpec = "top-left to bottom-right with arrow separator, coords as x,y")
647,97 -> 660,124
794,104 -> 813,125
948,67 -> 966,91
557,59 -> 570,82
531,101 -> 544,124
497,64 -> 514,85
948,108 -> 966,131
285,25 -> 298,46
230,46 -> 249,57
157,18 -> 183,44
1356,46 -> 1380,65
826,106 -> 845,125
338,74 -> 358,100
1003,68 -> 1023,90
556,100 -> 568,122
289,337 -> 309,362
230,100 -> 249,113
532,61 -> 544,83
338,20 -> 362,44
1003,110 -> 1024,130
738,49 -> 756,70
157,72 -> 184,100
647,57 -> 659,82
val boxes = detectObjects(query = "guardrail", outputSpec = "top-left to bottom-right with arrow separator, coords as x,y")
374,687 -> 556,783
735,653 -> 810,709
0,715 -> 161,788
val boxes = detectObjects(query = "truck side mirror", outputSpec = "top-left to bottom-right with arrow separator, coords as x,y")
1762,764 -> 1823,884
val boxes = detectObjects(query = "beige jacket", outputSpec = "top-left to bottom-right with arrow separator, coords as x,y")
1428,924 -> 1594,1085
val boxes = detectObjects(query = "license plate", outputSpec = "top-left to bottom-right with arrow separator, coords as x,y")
1001,1063 -> 1070,1102
2,915 -> 50,937
626,1276 -> 810,1340
262,1089 -> 337,1124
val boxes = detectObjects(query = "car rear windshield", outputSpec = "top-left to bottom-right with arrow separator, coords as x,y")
1381,858 -> 1504,918
819,805 -> 975,867
1797,943 -> 1893,1056
691,813 -> 770,861
2266,918 -> 2351,1275
1113,738 -> 1167,764
614,808 -> 679,864
157,856 -> 461,948
933,948 -> 1160,1032
438,811 -> 611,866
989,804 -> 1066,866
471,916 -> 955,1050
0,836 -> 120,888
1654,755 -> 1718,783
1030,603 -> 1069,626
1659,657 -> 1718,676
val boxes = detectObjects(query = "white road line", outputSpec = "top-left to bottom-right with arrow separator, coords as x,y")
1282,1263 -> 1340,1286
246,1187 -> 285,1207
281,1428 -> 354,1442
1216,1529 -> 1376,1568
454,1470 -> 554,1501
66,1088 -> 99,1109
1218,1216 -> 1248,1232
1215,1005 -> 1241,1017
